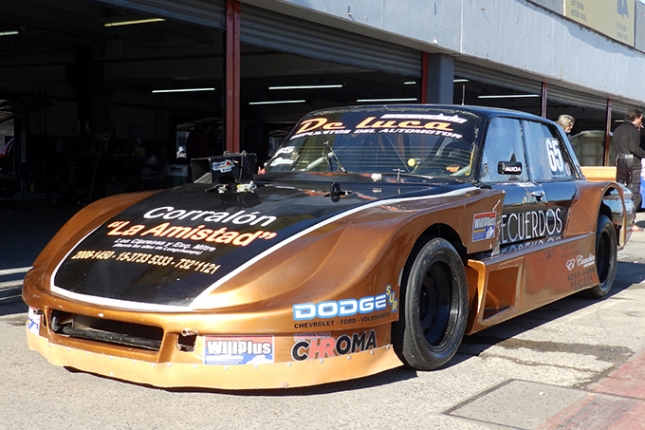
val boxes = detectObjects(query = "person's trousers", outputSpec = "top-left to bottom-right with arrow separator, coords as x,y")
630,166 -> 642,210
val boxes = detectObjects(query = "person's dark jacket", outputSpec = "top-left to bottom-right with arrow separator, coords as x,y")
612,121 -> 645,168
186,126 -> 211,159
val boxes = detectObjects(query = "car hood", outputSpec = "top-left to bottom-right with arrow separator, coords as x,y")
51,178 -> 474,309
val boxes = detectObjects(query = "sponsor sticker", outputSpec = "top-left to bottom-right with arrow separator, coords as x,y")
212,159 -> 235,173
292,286 -> 397,322
27,307 -> 41,335
204,335 -> 274,365
290,330 -> 377,361
567,266 -> 595,289
472,212 -> 496,241
501,207 -> 566,245
291,115 -> 467,141
106,219 -> 277,249
566,254 -> 595,271
68,249 -> 222,274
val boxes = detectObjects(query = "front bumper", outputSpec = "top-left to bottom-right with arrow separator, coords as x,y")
25,326 -> 401,389
24,294 -> 401,390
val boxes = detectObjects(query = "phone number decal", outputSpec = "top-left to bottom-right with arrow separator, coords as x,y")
69,250 -> 220,274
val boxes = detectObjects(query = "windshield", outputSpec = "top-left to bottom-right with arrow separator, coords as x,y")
265,109 -> 482,178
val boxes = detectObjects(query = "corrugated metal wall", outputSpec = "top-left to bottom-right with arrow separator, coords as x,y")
94,0 -> 421,76
240,5 -> 421,77
93,0 -> 225,28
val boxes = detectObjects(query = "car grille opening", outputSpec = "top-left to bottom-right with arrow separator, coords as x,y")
50,311 -> 163,351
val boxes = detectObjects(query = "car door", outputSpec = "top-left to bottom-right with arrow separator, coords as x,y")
479,117 -> 549,252
522,119 -> 578,215
479,116 -> 580,312
521,119 -> 583,295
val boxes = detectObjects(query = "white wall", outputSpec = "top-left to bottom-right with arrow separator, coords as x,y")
264,0 -> 645,105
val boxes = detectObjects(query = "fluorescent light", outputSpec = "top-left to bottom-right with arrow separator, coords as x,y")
0,31 -> 19,36
152,87 -> 215,93
356,98 -> 418,103
103,17 -> 165,27
407,79 -> 467,84
478,94 -> 539,99
269,84 -> 343,90
249,99 -> 306,105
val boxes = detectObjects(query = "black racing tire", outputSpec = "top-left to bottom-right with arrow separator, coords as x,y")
584,214 -> 617,299
393,237 -> 468,370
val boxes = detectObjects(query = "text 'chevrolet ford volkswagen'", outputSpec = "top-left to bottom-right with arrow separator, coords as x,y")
23,105 -> 634,389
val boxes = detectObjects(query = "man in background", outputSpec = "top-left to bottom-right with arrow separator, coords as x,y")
612,108 -> 645,216
186,121 -> 221,159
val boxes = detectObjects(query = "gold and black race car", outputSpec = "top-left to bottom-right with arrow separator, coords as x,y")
23,105 -> 634,389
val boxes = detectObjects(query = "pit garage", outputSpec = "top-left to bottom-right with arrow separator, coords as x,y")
0,0 -> 633,206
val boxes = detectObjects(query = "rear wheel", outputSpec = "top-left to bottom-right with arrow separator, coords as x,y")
584,214 -> 617,299
393,238 -> 468,370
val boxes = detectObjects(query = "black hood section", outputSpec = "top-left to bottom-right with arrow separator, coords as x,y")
53,178 -> 469,306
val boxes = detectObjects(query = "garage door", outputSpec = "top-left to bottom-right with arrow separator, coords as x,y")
91,0 -> 225,29
240,5 -> 421,77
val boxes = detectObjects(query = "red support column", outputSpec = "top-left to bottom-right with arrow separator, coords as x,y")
540,82 -> 548,118
604,98 -> 612,166
421,52 -> 428,104
225,0 -> 241,153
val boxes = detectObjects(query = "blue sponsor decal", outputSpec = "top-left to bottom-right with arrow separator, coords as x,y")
472,211 -> 496,242
27,307 -> 41,335
204,335 -> 274,365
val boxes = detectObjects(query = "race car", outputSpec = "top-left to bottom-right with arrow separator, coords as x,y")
23,105 -> 634,389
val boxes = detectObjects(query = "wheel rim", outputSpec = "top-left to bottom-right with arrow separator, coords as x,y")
418,261 -> 453,346
597,230 -> 609,283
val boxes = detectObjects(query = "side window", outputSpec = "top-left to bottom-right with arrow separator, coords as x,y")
523,120 -> 575,182
480,118 -> 528,183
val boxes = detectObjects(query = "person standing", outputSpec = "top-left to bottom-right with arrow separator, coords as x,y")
186,121 -> 214,159
612,108 -> 645,214
557,114 -> 575,141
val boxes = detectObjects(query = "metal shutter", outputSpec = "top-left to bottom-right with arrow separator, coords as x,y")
455,61 -> 542,94
547,85 -> 611,112
92,0 -> 225,29
240,5 -> 421,77
455,60 -> 638,116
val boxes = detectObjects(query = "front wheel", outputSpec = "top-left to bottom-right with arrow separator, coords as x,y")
393,238 -> 468,370
584,214 -> 617,299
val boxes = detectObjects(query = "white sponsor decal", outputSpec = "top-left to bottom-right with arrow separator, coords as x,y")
566,254 -> 595,271
144,207 -> 277,227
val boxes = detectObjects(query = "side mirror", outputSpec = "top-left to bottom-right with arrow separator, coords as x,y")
498,161 -> 522,175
